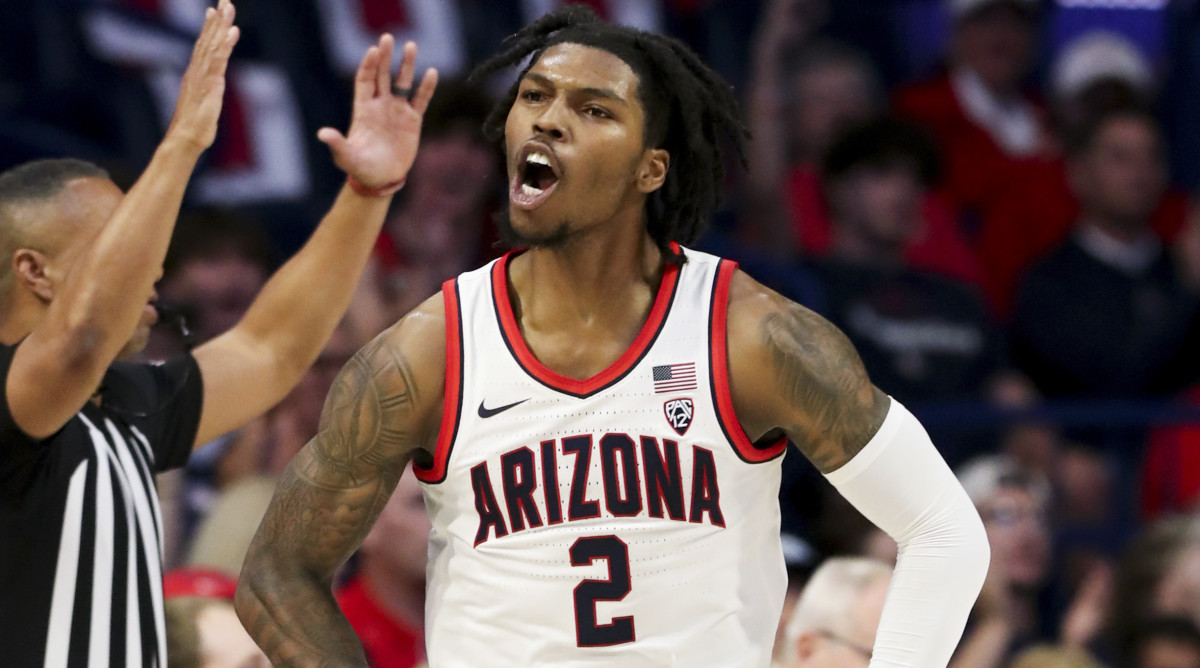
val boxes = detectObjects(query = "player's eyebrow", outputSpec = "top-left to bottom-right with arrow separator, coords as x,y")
523,72 -> 628,106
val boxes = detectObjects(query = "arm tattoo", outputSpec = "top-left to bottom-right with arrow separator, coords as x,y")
761,301 -> 889,473
238,335 -> 423,667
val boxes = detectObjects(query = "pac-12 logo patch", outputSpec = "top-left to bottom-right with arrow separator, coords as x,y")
663,398 -> 694,436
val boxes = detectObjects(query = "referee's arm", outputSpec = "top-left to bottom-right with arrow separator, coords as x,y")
5,8 -> 238,439
189,35 -> 438,448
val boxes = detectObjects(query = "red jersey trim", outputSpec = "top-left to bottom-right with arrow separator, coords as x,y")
414,279 -> 463,483
708,260 -> 787,463
491,245 -> 682,399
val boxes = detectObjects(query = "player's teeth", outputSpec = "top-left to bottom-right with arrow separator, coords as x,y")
526,152 -> 550,166
521,183 -> 543,196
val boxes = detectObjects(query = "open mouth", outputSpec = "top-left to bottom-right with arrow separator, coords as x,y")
511,142 -> 562,210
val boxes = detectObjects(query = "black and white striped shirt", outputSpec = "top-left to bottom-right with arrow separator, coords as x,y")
0,342 -> 204,667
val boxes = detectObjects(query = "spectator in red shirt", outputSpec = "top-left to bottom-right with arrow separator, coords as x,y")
744,0 -> 979,284
977,31 -> 1188,317
336,464 -> 429,668
894,0 -> 1051,227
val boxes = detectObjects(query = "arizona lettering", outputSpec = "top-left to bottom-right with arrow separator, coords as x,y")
472,434 -> 724,546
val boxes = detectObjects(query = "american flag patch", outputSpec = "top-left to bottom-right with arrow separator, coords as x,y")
652,363 -> 697,393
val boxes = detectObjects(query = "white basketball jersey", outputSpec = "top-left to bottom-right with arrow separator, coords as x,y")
414,246 -> 787,667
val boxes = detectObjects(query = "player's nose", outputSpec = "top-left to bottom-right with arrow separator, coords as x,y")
532,100 -> 568,141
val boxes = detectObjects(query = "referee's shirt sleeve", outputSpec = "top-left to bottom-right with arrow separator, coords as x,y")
106,355 -> 205,473
0,342 -> 48,502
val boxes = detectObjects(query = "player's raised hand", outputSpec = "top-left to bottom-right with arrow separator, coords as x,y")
167,0 -> 240,151
318,35 -> 439,193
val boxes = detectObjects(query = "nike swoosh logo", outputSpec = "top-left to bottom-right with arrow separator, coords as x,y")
478,398 -> 529,418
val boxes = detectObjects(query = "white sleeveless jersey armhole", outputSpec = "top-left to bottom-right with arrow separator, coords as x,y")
414,247 -> 786,667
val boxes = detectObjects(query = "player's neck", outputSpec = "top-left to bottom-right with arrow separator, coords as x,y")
512,228 -> 663,331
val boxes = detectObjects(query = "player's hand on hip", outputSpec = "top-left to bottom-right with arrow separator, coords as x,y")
318,35 -> 439,192
166,0 -> 240,151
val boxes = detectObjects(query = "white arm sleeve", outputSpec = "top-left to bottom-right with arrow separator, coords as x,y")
823,399 -> 990,668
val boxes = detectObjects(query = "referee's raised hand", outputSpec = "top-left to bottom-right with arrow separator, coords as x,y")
167,0 -> 241,151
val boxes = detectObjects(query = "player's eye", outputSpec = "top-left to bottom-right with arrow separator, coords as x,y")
584,105 -> 611,119
521,89 -> 546,102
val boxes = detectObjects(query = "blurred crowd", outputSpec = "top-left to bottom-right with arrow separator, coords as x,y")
6,0 -> 1200,666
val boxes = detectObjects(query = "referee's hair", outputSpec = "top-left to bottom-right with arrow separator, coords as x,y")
0,158 -> 109,212
470,5 -> 749,263
0,159 -> 110,302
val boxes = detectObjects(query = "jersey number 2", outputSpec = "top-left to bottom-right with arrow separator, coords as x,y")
570,535 -> 635,647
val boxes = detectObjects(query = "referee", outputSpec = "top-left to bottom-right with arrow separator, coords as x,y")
0,1 -> 438,665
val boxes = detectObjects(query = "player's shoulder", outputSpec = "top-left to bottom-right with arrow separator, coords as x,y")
725,269 -> 794,338
723,268 -> 850,370
358,291 -> 448,392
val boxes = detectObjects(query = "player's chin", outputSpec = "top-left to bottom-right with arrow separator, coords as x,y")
502,209 -> 572,249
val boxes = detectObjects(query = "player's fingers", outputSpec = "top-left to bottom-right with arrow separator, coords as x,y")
394,41 -> 417,98
355,46 -> 380,103
410,67 -> 438,115
316,127 -> 346,153
375,34 -> 395,99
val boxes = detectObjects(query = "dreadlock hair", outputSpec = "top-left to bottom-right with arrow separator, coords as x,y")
469,5 -> 749,264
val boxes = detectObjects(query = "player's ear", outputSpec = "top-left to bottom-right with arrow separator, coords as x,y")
637,148 -> 669,194
12,249 -> 55,302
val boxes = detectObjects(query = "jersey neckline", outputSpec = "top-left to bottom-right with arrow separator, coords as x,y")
490,244 -> 682,399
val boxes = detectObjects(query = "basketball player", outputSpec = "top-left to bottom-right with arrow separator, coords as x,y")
0,1 -> 438,664
237,8 -> 989,666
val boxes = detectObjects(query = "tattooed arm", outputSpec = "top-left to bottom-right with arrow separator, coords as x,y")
235,295 -> 446,667
728,270 -> 988,666
725,271 -> 889,471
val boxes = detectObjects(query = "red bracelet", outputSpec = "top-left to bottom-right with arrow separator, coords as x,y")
347,175 -> 406,198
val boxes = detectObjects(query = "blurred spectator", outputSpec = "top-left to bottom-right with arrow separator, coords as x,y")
743,0 -> 979,284
1009,105 -> 1200,399
153,212 -> 274,356
368,77 -> 500,323
952,456 -> 1054,665
807,116 -> 999,405
1050,32 -> 1156,135
336,464 -> 430,668
894,0 -> 1050,226
1126,617 -> 1200,668
163,568 -> 269,668
777,557 -> 891,667
977,30 -> 1189,317
772,533 -> 821,666
1111,516 -> 1200,661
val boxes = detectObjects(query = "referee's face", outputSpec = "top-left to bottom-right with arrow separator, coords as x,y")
45,178 -> 160,358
